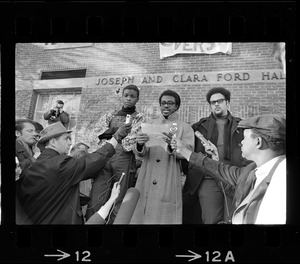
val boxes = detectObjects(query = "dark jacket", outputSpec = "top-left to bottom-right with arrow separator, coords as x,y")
184,112 -> 246,195
18,143 -> 115,225
188,151 -> 257,217
44,110 -> 69,128
15,140 -> 37,223
15,140 -> 36,172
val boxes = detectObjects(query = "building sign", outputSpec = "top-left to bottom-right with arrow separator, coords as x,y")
159,43 -> 232,59
94,70 -> 285,87
30,70 -> 285,91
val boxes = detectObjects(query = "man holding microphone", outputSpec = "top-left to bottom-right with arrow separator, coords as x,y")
169,114 -> 286,224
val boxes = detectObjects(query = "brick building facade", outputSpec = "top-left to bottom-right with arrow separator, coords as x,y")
15,43 -> 285,150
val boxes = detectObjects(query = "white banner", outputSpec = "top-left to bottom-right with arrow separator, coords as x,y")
159,43 -> 232,59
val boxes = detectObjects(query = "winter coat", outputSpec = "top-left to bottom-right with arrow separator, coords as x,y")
15,140 -> 35,172
184,112 -> 247,195
130,112 -> 194,224
18,144 -> 115,224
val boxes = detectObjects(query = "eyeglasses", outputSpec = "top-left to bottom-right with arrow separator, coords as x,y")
210,98 -> 225,105
160,101 -> 176,107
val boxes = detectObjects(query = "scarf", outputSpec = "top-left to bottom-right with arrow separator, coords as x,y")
115,106 -> 136,116
98,106 -> 137,140
207,112 -> 233,161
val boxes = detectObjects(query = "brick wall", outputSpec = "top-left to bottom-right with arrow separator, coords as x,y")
15,43 -> 283,78
15,43 -> 286,148
15,90 -> 37,119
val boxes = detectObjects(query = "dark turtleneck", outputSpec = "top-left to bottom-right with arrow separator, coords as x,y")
116,106 -> 136,116
211,113 -> 232,163
98,105 -> 137,140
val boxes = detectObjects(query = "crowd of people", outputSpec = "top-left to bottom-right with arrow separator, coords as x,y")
14,84 -> 286,225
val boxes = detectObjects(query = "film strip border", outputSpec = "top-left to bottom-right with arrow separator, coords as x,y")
0,225 -> 298,262
0,2 -> 296,41
0,1 -> 298,263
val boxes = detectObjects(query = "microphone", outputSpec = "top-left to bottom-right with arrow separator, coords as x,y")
113,188 -> 140,224
168,123 -> 178,152
195,131 -> 219,161
195,131 -> 210,145
169,123 -> 178,139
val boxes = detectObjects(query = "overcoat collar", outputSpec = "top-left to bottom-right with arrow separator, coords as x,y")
158,111 -> 179,123
41,148 -> 61,158
16,139 -> 32,158
201,111 -> 237,136
234,155 -> 286,222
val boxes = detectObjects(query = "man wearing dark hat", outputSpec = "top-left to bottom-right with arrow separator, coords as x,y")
172,114 -> 286,224
44,99 -> 70,128
182,87 -> 248,224
17,121 -> 131,224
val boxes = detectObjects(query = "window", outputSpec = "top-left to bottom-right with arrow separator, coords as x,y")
40,69 -> 87,80
34,91 -> 82,145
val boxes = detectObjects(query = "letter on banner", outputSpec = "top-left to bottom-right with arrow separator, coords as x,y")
159,43 -> 232,59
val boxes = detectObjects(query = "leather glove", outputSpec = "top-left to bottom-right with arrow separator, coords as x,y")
113,123 -> 132,143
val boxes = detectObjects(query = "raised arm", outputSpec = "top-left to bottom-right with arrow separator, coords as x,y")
85,182 -> 121,224
133,132 -> 149,157
171,138 -> 244,188
59,111 -> 69,126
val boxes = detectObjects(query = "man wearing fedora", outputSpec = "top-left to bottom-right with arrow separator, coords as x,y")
17,121 -> 131,224
170,114 -> 286,224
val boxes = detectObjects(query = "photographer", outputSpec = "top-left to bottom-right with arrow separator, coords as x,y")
44,100 -> 69,128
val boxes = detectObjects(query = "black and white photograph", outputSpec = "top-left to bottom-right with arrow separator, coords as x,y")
15,42 -> 286,226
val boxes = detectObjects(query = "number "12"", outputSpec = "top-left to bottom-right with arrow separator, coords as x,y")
75,251 -> 91,262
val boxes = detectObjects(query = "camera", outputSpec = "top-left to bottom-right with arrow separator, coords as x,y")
51,107 -> 61,118
51,109 -> 58,117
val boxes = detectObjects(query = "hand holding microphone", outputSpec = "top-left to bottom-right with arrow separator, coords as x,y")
162,131 -> 173,145
162,123 -> 178,152
169,138 -> 185,153
195,131 -> 219,161
110,181 -> 121,201
113,122 -> 132,143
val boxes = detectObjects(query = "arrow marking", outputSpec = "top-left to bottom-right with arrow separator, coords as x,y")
176,250 -> 202,262
44,249 -> 70,261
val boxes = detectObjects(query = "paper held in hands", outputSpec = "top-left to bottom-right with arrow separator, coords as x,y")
140,123 -> 170,151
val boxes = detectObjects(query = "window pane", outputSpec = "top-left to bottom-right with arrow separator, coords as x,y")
34,92 -> 81,142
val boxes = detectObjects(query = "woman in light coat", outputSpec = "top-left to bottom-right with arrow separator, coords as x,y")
130,90 -> 194,224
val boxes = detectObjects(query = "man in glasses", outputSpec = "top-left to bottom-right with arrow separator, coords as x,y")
183,87 -> 248,224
